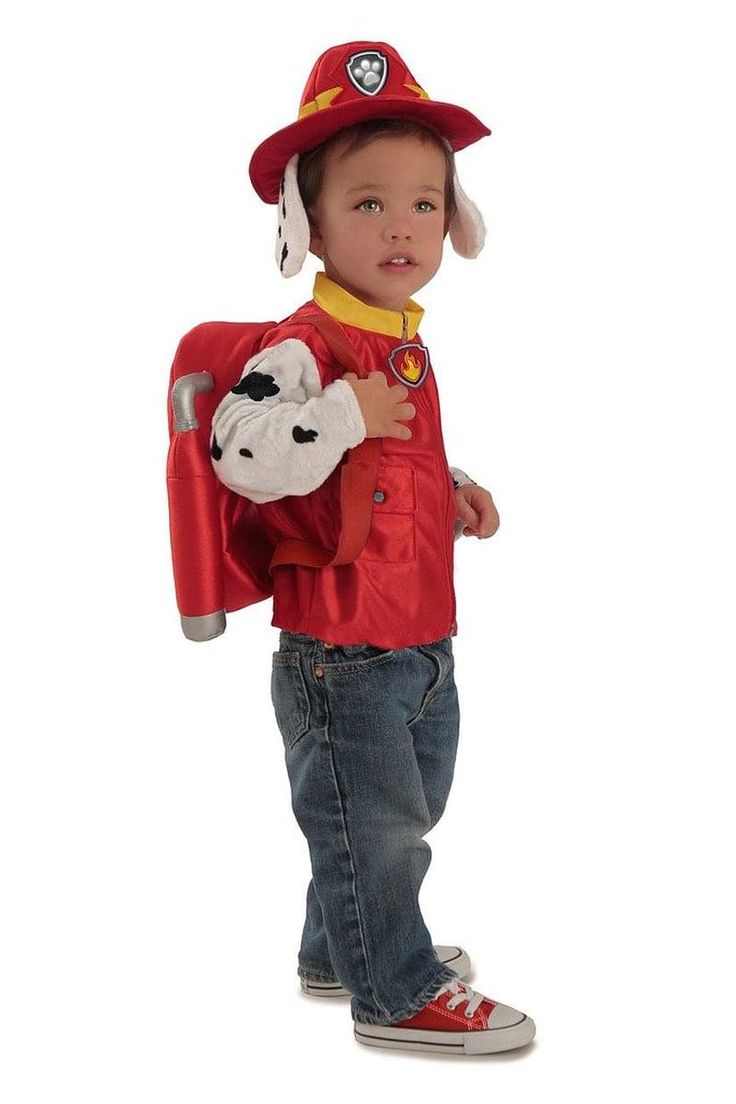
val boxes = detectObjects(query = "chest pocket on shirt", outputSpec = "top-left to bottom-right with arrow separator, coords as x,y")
359,459 -> 417,564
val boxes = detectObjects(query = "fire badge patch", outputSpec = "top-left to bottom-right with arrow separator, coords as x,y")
387,343 -> 430,389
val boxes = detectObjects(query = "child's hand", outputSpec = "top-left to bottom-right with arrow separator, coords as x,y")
454,483 -> 500,538
342,370 -> 416,440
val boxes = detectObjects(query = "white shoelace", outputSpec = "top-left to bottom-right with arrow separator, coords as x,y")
436,978 -> 486,1018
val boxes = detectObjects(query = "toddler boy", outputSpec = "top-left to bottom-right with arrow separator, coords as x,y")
210,40 -> 535,1056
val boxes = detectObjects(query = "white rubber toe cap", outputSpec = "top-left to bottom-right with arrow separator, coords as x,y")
488,1001 -> 529,1028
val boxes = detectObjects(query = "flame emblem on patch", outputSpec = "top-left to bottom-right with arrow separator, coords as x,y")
387,343 -> 430,388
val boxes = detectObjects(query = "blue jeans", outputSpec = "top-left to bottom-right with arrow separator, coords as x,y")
270,629 -> 461,1025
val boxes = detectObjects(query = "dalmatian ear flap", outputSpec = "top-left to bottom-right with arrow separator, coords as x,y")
448,166 -> 487,259
275,153 -> 311,278
440,137 -> 486,259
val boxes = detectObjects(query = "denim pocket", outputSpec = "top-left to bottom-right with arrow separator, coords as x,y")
321,642 -> 398,674
271,651 -> 311,749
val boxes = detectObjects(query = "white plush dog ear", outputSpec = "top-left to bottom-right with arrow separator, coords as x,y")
441,135 -> 486,258
448,165 -> 487,259
275,153 -> 311,278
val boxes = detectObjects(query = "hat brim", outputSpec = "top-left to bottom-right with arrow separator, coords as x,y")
249,98 -> 491,204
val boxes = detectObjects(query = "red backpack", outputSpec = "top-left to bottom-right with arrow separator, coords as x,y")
166,312 -> 382,641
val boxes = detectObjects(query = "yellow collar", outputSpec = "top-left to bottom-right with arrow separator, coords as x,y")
312,271 -> 424,340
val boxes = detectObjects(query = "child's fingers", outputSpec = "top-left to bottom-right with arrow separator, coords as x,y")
456,501 -> 481,535
475,500 -> 499,537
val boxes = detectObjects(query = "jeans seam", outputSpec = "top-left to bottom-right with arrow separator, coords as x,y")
407,646 -> 447,728
323,694 -> 391,1021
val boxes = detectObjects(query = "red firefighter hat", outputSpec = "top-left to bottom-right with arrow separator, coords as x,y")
249,40 -> 491,203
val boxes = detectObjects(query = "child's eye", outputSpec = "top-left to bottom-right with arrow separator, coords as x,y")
356,198 -> 382,213
414,200 -> 437,212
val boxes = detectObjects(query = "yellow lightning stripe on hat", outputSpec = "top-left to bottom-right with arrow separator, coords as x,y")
298,82 -> 430,119
298,87 -> 344,118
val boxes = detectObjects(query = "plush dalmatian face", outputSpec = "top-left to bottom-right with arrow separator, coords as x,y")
208,337 -> 333,503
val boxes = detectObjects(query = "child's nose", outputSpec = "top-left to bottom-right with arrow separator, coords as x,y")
383,218 -> 413,241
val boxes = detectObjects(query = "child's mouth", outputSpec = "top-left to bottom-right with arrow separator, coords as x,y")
380,258 -> 417,273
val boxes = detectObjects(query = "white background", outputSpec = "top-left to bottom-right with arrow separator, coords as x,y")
2,1 -> 734,1100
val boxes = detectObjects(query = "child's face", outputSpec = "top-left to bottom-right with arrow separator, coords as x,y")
307,135 -> 449,311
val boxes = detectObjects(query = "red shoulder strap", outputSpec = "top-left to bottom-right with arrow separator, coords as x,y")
267,311 -> 383,572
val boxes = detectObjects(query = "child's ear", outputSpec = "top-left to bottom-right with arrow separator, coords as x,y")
307,212 -> 324,259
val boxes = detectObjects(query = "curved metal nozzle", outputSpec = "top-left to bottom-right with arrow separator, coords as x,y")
172,372 -> 215,432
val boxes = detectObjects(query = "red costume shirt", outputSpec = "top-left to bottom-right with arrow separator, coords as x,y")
210,271 -> 461,648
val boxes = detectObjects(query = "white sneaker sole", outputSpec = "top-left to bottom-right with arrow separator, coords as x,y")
354,1012 -> 536,1056
299,945 -> 471,998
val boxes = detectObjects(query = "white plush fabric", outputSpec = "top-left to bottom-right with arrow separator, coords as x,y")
447,168 -> 487,259
449,466 -> 475,489
276,154 -> 311,279
210,338 -> 366,503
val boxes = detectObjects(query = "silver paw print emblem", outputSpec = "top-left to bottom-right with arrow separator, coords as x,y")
346,50 -> 388,96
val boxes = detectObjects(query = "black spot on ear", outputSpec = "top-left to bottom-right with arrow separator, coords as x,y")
239,447 -> 253,458
231,371 -> 280,401
211,434 -> 222,461
279,241 -> 288,273
293,425 -> 318,444
278,224 -> 281,238
282,194 -> 286,220
452,478 -> 459,488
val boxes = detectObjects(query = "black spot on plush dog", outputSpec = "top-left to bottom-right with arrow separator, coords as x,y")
278,174 -> 289,272
452,478 -> 459,488
211,434 -> 222,461
293,425 -> 318,444
231,371 -> 280,401
239,447 -> 253,458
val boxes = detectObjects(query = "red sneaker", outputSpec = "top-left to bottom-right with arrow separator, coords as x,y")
354,978 -> 535,1056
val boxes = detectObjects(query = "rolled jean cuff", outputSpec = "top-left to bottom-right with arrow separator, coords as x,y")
297,965 -> 339,983
351,961 -> 459,1025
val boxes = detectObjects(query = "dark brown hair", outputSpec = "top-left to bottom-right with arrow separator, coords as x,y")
297,117 -> 457,229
